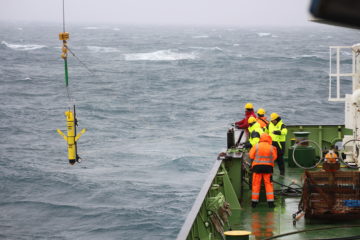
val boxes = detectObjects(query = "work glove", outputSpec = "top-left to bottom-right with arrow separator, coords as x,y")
244,141 -> 252,149
273,130 -> 281,135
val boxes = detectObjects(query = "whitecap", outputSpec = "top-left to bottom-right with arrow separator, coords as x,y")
84,26 -> 99,30
300,54 -> 318,58
189,46 -> 223,51
1,41 -> 46,51
341,51 -> 352,56
233,44 -> 240,47
17,27 -> 23,31
87,46 -> 120,53
113,28 -> 120,31
124,50 -> 197,61
192,35 -> 209,39
257,32 -> 271,37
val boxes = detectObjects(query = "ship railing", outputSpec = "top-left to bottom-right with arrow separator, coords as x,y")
328,46 -> 354,102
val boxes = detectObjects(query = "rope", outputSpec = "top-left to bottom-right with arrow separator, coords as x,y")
273,180 -> 302,197
338,139 -> 360,169
292,140 -> 323,169
263,225 -> 360,240
66,46 -> 96,76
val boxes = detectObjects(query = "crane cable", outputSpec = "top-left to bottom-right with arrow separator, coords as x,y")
60,0 -> 73,105
60,0 -> 126,77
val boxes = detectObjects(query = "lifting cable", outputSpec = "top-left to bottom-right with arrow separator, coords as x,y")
60,0 -> 129,77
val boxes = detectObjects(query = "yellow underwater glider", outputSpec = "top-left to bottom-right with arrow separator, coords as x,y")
57,107 -> 86,165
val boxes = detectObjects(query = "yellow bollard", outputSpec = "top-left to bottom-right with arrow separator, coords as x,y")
224,230 -> 251,240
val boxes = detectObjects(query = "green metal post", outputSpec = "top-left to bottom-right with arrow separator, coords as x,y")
319,125 -> 323,152
64,58 -> 69,87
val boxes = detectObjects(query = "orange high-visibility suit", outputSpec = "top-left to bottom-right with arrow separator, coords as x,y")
256,116 -> 269,128
249,133 -> 277,203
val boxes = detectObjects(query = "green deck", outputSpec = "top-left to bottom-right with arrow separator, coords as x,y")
177,125 -> 360,240
237,167 -> 360,240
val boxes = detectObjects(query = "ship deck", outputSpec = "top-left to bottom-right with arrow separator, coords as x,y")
233,167 -> 360,240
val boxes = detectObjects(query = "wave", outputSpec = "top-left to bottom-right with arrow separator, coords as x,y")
87,46 -> 120,53
189,46 -> 223,51
192,35 -> 209,39
1,41 -> 46,51
257,32 -> 272,37
124,49 -> 197,61
83,26 -> 100,30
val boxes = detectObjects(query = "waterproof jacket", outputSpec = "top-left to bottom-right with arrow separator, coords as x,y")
249,134 -> 277,173
257,116 -> 269,128
268,119 -> 287,143
248,122 -> 263,147
235,110 -> 256,129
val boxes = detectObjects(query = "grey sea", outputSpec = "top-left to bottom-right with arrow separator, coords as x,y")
1,22 -> 360,239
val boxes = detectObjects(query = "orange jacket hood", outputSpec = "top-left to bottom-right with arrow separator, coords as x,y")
259,133 -> 272,144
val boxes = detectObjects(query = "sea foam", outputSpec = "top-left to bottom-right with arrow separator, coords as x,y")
124,50 -> 197,61
1,41 -> 46,51
257,32 -> 272,37
87,46 -> 120,53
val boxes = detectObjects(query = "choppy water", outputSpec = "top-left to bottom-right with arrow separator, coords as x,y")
1,22 -> 360,239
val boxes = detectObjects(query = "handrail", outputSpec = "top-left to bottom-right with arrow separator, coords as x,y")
176,159 -> 223,240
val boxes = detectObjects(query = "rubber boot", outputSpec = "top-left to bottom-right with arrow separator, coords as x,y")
268,202 -> 275,208
251,202 -> 258,208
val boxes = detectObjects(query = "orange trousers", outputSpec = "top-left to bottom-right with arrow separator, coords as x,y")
251,173 -> 274,202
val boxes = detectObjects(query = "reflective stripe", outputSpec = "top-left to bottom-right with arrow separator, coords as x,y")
252,192 -> 260,195
254,144 -> 274,164
255,155 -> 272,159
254,160 -> 273,163
266,192 -> 274,195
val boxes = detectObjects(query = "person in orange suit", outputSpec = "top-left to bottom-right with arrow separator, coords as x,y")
325,146 -> 338,164
249,133 -> 277,208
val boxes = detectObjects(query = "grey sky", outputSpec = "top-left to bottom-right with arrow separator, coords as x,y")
1,0 -> 311,26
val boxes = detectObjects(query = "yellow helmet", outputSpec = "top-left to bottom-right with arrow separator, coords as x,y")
257,108 -> 266,115
248,116 -> 257,124
270,113 -> 280,121
244,103 -> 253,109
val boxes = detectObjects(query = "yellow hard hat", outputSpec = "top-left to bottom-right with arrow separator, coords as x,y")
257,108 -> 266,115
270,113 -> 280,121
244,103 -> 253,109
248,116 -> 257,124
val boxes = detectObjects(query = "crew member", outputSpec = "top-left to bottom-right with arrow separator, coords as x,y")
244,117 -> 263,148
323,146 -> 340,172
235,103 -> 256,129
249,133 -> 277,208
268,113 -> 287,176
325,146 -> 338,164
256,108 -> 269,129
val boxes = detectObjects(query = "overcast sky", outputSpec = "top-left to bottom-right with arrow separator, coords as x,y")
1,0 -> 312,26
